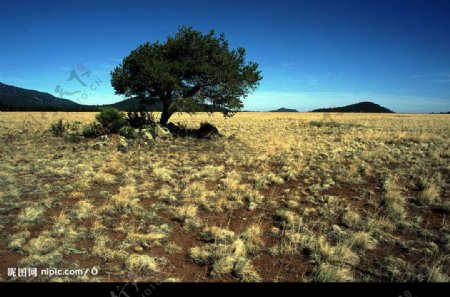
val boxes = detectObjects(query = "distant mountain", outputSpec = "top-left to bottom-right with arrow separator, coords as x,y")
0,82 -> 228,112
270,107 -> 298,112
108,96 -> 226,112
431,111 -> 450,114
311,101 -> 394,113
107,96 -> 163,111
0,82 -> 97,111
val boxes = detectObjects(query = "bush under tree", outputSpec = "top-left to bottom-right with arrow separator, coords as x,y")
95,107 -> 126,133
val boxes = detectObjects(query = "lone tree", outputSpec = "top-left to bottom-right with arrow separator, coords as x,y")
111,26 -> 262,126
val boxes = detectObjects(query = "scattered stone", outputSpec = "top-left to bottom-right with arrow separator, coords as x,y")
99,135 -> 109,142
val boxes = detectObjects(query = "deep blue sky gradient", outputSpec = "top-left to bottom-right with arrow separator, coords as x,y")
1,0 -> 450,112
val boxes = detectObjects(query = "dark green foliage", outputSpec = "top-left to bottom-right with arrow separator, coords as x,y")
50,119 -> 69,137
50,119 -> 83,142
144,126 -> 157,139
196,122 -> 220,139
82,122 -> 104,138
165,121 -> 220,139
125,111 -> 157,129
121,111 -> 158,139
64,131 -> 82,143
111,26 -> 262,125
63,121 -> 82,142
118,126 -> 137,139
95,107 -> 126,133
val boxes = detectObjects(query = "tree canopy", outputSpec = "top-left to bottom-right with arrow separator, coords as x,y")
111,26 -> 262,125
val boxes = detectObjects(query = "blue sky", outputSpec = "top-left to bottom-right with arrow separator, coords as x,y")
1,0 -> 450,113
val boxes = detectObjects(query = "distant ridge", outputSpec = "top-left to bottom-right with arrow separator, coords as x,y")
312,101 -> 394,113
108,96 -> 163,111
0,82 -> 226,112
108,96 -> 225,112
0,82 -> 97,111
270,107 -> 298,112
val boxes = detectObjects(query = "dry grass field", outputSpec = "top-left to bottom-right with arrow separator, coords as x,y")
0,111 -> 449,282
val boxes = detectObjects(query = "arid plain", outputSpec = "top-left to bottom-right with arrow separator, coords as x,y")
0,112 -> 449,282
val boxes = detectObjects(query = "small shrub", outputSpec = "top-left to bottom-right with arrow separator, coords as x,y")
382,176 -> 407,221
125,254 -> 160,274
171,204 -> 202,230
240,224 -> 265,254
64,131 -> 82,143
418,183 -> 440,205
311,263 -> 354,282
125,111 -> 157,129
50,119 -> 69,137
346,231 -> 377,251
50,119 -> 83,141
18,206 -> 46,224
64,121 -> 81,142
82,122 -> 103,138
212,256 -> 235,276
27,235 -> 59,255
201,226 -> 236,244
234,258 -> 262,282
441,201 -> 450,214
274,209 -> 302,230
144,126 -> 157,139
125,231 -> 166,248
8,231 -> 31,252
71,200 -> 94,220
119,126 -> 137,139
95,107 -> 126,133
196,122 -> 220,139
342,209 -> 361,228
165,242 -> 182,254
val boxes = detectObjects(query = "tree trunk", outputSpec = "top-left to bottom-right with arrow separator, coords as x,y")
159,111 -> 173,126
160,100 -> 173,126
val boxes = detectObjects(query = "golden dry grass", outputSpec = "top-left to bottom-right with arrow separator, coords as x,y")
0,111 -> 449,282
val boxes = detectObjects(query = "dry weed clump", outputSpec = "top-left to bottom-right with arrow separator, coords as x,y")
188,224 -> 265,281
382,175 -> 407,222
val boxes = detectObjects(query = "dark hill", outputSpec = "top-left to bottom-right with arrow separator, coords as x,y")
107,96 -> 226,112
270,107 -> 298,112
0,82 -> 227,112
312,101 -> 394,113
107,97 -> 163,111
0,82 -> 93,111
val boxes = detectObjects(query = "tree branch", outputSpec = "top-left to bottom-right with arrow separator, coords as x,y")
183,84 -> 203,98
